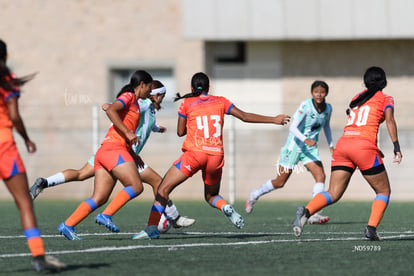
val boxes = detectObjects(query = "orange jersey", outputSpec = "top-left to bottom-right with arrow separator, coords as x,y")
343,91 -> 394,144
0,75 -> 20,142
102,92 -> 140,148
178,94 -> 234,155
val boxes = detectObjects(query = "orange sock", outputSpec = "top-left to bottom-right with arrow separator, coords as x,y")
102,187 -> 137,217
306,192 -> 332,215
65,199 -> 96,226
211,195 -> 228,210
368,194 -> 389,228
24,228 -> 45,257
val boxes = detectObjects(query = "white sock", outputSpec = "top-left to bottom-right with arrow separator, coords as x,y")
312,182 -> 325,198
250,179 -> 274,200
165,200 -> 180,221
46,172 -> 66,187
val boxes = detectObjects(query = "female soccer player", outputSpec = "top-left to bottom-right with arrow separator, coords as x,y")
246,80 -> 334,224
293,66 -> 402,240
30,80 -> 194,232
132,72 -> 290,239
0,39 -> 65,271
58,70 -> 153,240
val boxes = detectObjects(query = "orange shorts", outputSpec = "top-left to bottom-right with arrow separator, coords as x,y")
331,137 -> 383,173
173,151 -> 224,186
0,141 -> 25,180
94,143 -> 134,171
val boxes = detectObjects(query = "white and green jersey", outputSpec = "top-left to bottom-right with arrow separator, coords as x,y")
88,98 -> 160,166
132,98 -> 160,154
283,98 -> 333,153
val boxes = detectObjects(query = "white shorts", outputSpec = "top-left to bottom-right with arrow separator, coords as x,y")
278,146 -> 321,169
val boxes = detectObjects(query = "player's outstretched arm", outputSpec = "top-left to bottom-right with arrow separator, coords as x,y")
229,106 -> 290,125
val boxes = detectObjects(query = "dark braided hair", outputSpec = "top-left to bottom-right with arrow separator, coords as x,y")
174,72 -> 209,102
0,39 -> 36,91
347,66 -> 387,115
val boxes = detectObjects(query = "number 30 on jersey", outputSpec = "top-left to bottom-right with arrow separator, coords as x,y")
346,106 -> 370,126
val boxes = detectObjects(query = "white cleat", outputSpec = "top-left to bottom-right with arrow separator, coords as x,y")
173,216 -> 196,228
222,204 -> 245,229
293,206 -> 308,237
29,178 -> 48,200
245,199 -> 257,214
131,230 -> 151,240
132,226 -> 160,240
307,213 -> 330,224
158,214 -> 172,234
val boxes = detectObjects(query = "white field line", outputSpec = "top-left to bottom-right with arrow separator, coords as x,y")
1,230 -> 413,239
1,231 -> 414,258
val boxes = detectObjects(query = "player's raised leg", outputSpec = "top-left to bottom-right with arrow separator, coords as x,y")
30,162 -> 94,199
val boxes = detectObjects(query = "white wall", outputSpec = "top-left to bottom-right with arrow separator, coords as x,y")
183,0 -> 414,40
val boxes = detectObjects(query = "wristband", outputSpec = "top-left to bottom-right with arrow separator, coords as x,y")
393,140 -> 400,155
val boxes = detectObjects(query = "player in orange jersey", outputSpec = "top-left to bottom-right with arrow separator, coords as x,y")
132,72 -> 290,239
58,70 -> 153,240
30,80 -> 194,232
293,66 -> 402,241
0,39 -> 66,272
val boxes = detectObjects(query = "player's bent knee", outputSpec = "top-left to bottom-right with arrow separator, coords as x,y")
131,185 -> 143,196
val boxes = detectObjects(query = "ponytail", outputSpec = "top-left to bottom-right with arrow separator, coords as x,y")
346,66 -> 387,115
174,88 -> 203,102
347,84 -> 382,113
0,40 -> 35,91
0,60 -> 36,91
175,72 -> 209,101
116,84 -> 133,98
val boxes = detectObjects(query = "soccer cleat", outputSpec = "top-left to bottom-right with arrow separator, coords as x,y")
222,204 -> 245,229
131,225 -> 160,240
293,206 -> 308,237
58,222 -> 82,240
95,213 -> 120,233
31,255 -> 67,272
172,215 -> 196,228
244,199 -> 257,214
29,177 -> 48,200
365,226 -> 381,241
158,213 -> 172,233
307,213 -> 330,224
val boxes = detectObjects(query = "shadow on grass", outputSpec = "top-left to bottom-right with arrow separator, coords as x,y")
5,262 -> 110,274
61,262 -> 111,272
160,232 -> 280,240
320,221 -> 366,225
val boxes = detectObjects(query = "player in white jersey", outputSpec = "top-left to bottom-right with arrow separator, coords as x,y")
133,98 -> 159,155
30,80 -> 195,231
245,80 -> 334,224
